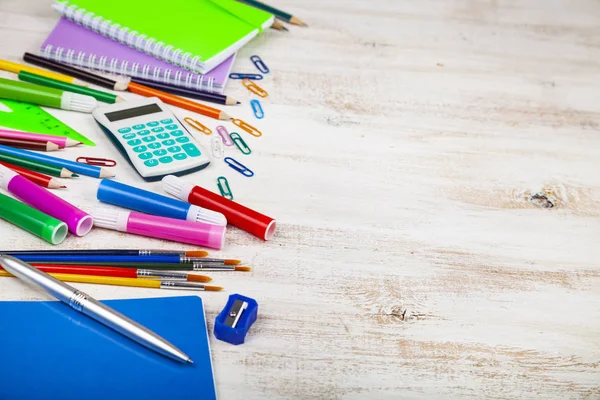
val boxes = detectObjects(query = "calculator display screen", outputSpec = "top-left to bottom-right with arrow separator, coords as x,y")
105,104 -> 162,122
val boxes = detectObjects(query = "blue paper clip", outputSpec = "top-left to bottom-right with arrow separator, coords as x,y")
250,55 -> 269,74
224,157 -> 254,177
250,99 -> 264,119
229,73 -> 263,80
214,293 -> 258,345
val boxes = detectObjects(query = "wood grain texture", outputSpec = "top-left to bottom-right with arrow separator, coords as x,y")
1,0 -> 600,398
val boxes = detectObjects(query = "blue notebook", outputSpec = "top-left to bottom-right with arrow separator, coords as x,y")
0,296 -> 217,400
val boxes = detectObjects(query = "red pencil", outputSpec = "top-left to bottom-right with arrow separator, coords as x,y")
0,137 -> 60,151
28,264 -> 212,282
0,161 -> 65,189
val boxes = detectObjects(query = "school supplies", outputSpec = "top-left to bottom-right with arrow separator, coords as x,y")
229,73 -> 263,80
0,295 -> 217,400
0,165 -> 93,236
251,99 -> 264,118
0,152 -> 75,178
92,98 -> 211,181
53,0 -> 274,74
93,207 -> 227,249
217,125 -> 235,145
4,249 -> 209,257
0,255 -> 194,364
0,192 -> 68,244
18,71 -> 122,104
217,176 -> 233,199
250,55 -> 269,73
231,132 -> 252,154
231,118 -> 262,136
0,128 -> 80,148
214,293 -> 258,345
225,156 -> 254,176
0,58 -> 88,86
0,77 -> 97,113
0,161 -> 65,189
97,179 -> 227,225
238,0 -> 307,26
14,254 -> 206,264
184,117 -> 212,135
242,78 -> 269,97
211,136 -> 225,158
76,157 -> 116,167
31,262 -> 251,271
163,175 -> 277,240
0,137 -> 59,151
131,77 -> 239,105
0,145 -> 113,178
41,18 -> 234,93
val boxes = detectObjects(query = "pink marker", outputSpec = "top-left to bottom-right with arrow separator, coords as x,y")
0,128 -> 81,148
92,207 -> 226,249
0,165 -> 93,236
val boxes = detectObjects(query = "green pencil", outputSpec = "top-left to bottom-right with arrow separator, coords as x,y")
238,0 -> 307,26
0,152 -> 76,178
18,71 -> 124,104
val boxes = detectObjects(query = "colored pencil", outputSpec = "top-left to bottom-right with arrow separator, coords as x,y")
0,58 -> 88,86
32,262 -> 252,271
0,161 -> 65,189
23,53 -> 129,91
130,77 -> 239,105
0,270 -> 222,291
238,0 -> 307,26
0,128 -> 81,148
0,137 -> 59,152
0,153 -> 75,178
3,249 -> 209,257
0,145 -> 113,178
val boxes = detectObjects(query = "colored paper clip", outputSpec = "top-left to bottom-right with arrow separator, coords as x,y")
216,125 -> 234,146
229,73 -> 263,80
214,293 -> 258,345
231,118 -> 262,137
184,117 -> 212,135
76,157 -> 116,167
211,136 -> 224,158
250,55 -> 269,74
224,157 -> 254,177
242,79 -> 268,98
250,99 -> 264,119
217,176 -> 233,200
230,132 -> 251,155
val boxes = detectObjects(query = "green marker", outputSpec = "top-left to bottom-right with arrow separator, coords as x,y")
0,77 -> 97,113
0,192 -> 68,244
18,71 -> 123,104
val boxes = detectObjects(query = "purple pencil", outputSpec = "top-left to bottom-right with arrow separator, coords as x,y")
0,128 -> 81,148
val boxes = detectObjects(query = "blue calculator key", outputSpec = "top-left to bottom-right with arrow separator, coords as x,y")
142,136 -> 156,143
176,137 -> 190,144
165,124 -> 179,130
122,133 -> 136,140
170,130 -> 184,137
118,127 -> 131,134
146,121 -> 159,127
137,129 -> 150,136
144,159 -> 159,168
173,153 -> 187,161
157,133 -> 170,139
153,149 -> 167,156
182,143 -> 201,157
127,139 -> 142,146
148,143 -> 161,149
162,139 -> 176,146
167,146 -> 181,153
151,127 -> 165,133
133,145 -> 147,153
160,118 -> 173,124
138,152 -> 153,160
159,156 -> 173,164
133,124 -> 145,130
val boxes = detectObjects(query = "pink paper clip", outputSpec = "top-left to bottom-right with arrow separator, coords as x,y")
216,126 -> 234,146
76,157 -> 117,167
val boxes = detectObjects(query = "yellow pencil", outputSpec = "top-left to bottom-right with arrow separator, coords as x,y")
0,270 -> 222,291
0,59 -> 89,87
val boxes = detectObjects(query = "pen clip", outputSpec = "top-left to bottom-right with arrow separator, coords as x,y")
217,176 -> 234,200
229,73 -> 263,80
242,79 -> 268,98
231,118 -> 262,137
224,157 -> 254,177
250,55 -> 269,74
230,132 -> 251,155
216,125 -> 235,145
250,99 -> 264,119
184,117 -> 212,135
76,157 -> 116,167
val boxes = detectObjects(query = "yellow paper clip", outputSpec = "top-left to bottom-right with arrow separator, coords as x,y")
231,118 -> 262,137
184,117 -> 212,135
242,78 -> 268,98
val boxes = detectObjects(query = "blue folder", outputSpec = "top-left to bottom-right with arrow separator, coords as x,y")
0,296 -> 217,400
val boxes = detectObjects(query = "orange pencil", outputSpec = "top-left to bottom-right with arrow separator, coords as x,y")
127,82 -> 231,120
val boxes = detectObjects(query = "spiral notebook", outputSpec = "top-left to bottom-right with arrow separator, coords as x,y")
41,18 -> 234,93
53,0 -> 274,74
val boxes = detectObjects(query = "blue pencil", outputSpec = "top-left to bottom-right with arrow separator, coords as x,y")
0,145 -> 114,178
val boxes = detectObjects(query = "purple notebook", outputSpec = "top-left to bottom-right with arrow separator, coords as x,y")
41,18 -> 234,93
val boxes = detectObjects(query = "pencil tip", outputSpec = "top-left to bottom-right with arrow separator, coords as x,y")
187,358 -> 194,364
236,101 -> 241,104
72,174 -> 79,177
60,185 -> 67,188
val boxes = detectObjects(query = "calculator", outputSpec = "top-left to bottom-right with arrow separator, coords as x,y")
92,97 -> 210,181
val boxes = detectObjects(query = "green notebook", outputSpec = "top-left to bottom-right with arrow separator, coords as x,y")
54,0 -> 274,74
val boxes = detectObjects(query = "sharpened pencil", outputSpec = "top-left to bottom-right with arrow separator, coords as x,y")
130,77 -> 239,105
0,161 -> 65,189
0,153 -> 75,178
238,0 -> 307,26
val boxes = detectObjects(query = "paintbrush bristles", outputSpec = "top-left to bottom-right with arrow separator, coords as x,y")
224,259 -> 241,265
234,266 -> 252,272
185,250 -> 209,257
204,285 -> 223,291
186,274 -> 212,283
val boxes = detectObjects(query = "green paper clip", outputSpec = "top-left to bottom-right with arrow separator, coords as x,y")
230,132 -> 251,155
217,176 -> 233,200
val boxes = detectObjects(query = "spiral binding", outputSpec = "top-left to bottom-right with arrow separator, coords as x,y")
54,1 -> 205,74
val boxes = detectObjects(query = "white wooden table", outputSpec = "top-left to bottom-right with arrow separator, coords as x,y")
1,1 -> 599,398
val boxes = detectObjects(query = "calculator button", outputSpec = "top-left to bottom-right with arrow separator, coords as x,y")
162,139 -> 176,146
176,137 -> 190,144
182,143 -> 201,157
173,153 -> 187,161
146,121 -> 159,127
151,127 -> 165,133
157,133 -> 170,139
127,139 -> 142,146
153,149 -> 167,156
137,129 -> 150,136
159,156 -> 173,164
142,136 -> 156,143
167,146 -> 181,153
165,124 -> 178,130
144,159 -> 159,168
122,133 -> 136,140
133,124 -> 145,130
138,152 -> 153,160
148,143 -> 161,149
133,145 -> 147,153
118,127 -> 131,134
170,130 -> 184,137
160,118 -> 173,124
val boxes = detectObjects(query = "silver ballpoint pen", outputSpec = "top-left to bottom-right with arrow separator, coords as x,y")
0,255 -> 193,364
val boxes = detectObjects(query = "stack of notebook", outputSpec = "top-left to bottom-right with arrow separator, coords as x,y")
40,0 -> 275,93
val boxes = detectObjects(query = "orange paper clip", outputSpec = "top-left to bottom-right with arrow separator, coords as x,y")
231,118 -> 262,137
184,117 -> 212,135
242,78 -> 268,98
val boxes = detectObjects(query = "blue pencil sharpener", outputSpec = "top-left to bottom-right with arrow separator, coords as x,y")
214,294 -> 258,345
